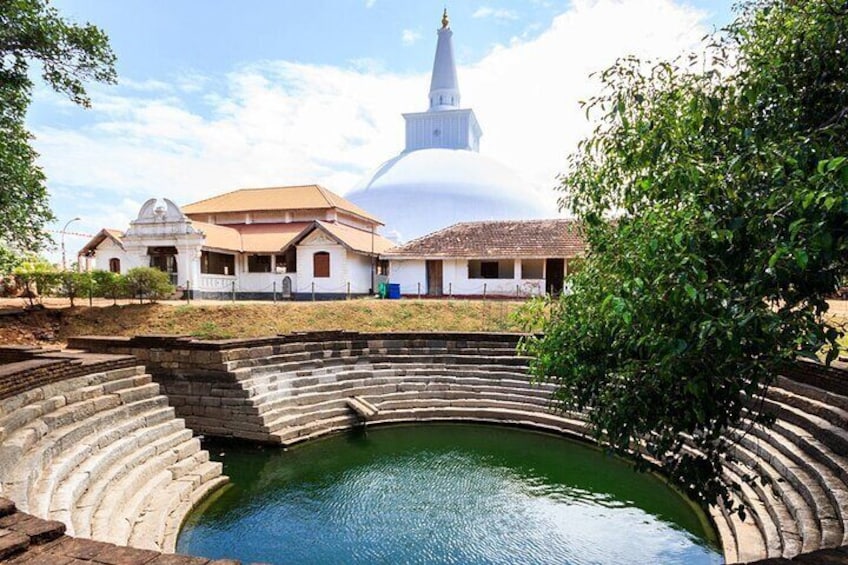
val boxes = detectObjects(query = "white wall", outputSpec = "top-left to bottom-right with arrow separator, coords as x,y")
346,252 -> 375,294
387,260 -> 427,296
79,238 -> 127,273
387,258 -> 547,297
296,231 -> 348,295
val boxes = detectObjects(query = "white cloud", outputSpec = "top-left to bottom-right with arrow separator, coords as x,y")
34,0 -> 709,239
401,29 -> 421,46
472,6 -> 519,20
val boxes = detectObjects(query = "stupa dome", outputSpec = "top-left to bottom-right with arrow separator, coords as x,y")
347,149 -> 550,242
346,10 -> 553,243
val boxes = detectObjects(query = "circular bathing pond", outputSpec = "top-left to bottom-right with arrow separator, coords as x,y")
177,424 -> 723,564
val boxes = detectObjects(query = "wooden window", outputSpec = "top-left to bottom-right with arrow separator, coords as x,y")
313,252 -> 330,278
108,258 -> 121,273
274,248 -> 297,273
201,251 -> 235,275
247,255 -> 271,273
468,259 -> 514,279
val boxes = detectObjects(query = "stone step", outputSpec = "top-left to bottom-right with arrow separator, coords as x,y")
725,433 -> 801,559
29,407 -> 178,518
0,365 -> 146,420
774,375 -> 848,413
709,505 -> 739,565
763,397 -> 848,457
369,406 -> 591,437
273,413 -> 362,445
0,372 -> 152,445
723,463 -> 783,558
239,359 -> 531,389
242,365 -> 536,397
127,459 -> 223,551
769,386 -> 848,431
1,395 -> 171,510
716,472 -> 768,564
160,474 -> 230,552
93,468 -> 174,545
372,393 -> 553,413
730,439 -> 823,554
251,373 -> 546,414
265,404 -> 351,434
225,346 -> 524,371
752,419 -> 848,545
47,418 -> 188,532
89,434 -> 211,547
73,430 -> 198,539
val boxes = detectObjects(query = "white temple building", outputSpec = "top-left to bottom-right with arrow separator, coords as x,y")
78,186 -> 396,300
346,10 -> 552,242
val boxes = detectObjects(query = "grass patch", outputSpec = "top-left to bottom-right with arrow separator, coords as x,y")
53,299 -> 528,343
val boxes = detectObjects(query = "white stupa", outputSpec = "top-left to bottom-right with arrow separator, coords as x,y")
346,10 -> 551,242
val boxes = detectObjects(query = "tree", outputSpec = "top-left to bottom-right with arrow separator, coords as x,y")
91,270 -> 124,305
0,0 -> 116,252
13,255 -> 59,307
520,0 -> 848,513
58,270 -> 94,307
123,267 -> 174,303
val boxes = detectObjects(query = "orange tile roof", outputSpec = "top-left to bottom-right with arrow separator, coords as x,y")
383,219 -> 586,258
194,222 -> 311,253
181,185 -> 382,224
78,229 -> 124,256
317,221 -> 396,255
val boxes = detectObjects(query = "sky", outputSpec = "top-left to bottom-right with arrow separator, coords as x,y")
28,0 -> 736,261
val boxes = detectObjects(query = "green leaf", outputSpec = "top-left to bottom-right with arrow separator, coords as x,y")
795,250 -> 808,270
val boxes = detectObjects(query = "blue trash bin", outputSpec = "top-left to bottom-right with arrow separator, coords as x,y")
387,283 -> 401,299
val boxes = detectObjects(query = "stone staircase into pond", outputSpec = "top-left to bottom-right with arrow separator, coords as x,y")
0,346 -> 226,553
68,331 -> 848,564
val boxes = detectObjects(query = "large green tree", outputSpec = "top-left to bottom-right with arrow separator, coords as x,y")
0,0 -> 115,252
521,0 -> 848,513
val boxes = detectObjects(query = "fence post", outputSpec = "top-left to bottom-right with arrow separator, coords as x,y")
449,282 -> 452,299
347,281 -> 351,300
312,282 -> 315,302
88,277 -> 93,307
417,282 -> 421,299
232,281 -> 236,303
483,283 -> 487,300
186,280 -> 191,304
516,284 -> 520,297
273,281 -> 277,304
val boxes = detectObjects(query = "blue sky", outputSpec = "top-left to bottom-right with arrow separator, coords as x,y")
30,0 -> 736,260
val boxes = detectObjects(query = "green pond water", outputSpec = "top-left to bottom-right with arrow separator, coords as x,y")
177,424 -> 723,564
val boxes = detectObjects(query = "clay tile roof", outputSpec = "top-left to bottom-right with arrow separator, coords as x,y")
383,219 -> 585,259
78,228 -> 124,256
181,185 -> 382,225
194,221 -> 311,253
317,221 -> 396,255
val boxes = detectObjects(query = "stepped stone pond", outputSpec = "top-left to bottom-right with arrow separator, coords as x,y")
177,424 -> 721,564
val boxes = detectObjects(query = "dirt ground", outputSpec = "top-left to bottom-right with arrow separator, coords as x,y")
0,296 -> 527,347
0,296 -> 845,350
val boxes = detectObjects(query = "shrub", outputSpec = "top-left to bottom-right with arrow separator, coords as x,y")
91,270 -> 125,304
123,267 -> 174,303
58,271 -> 95,307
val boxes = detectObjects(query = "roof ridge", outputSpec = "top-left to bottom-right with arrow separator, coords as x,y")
184,184 -> 324,208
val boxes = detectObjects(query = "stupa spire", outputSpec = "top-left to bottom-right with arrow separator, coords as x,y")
429,8 -> 460,111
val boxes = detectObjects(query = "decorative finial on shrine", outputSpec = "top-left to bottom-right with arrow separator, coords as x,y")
441,8 -> 449,29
